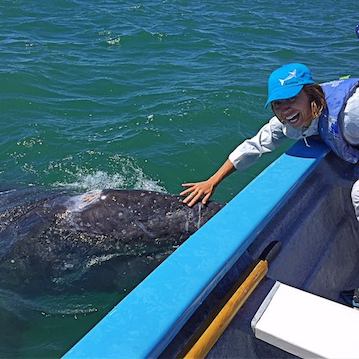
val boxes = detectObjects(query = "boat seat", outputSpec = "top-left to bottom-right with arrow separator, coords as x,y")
252,282 -> 359,358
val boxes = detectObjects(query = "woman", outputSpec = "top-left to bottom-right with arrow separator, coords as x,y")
180,63 -> 359,218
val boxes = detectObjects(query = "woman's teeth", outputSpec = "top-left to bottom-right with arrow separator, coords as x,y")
286,113 -> 299,123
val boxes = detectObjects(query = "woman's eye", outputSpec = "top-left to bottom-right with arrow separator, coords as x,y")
273,96 -> 297,108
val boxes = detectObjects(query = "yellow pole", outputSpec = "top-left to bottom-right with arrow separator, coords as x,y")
183,260 -> 268,359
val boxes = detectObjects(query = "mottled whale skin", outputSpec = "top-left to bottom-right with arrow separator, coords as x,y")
0,187 -> 223,293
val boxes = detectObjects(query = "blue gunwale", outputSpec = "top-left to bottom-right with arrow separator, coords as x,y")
64,140 -> 329,359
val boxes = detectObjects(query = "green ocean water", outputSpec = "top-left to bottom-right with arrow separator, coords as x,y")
0,0 -> 358,357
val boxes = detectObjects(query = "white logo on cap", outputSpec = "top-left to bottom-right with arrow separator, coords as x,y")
279,70 -> 297,86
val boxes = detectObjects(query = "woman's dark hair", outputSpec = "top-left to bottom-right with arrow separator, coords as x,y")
303,84 -> 327,119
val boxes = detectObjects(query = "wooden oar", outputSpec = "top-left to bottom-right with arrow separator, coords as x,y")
183,241 -> 281,359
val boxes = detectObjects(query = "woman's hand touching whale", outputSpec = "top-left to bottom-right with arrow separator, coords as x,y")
181,180 -> 216,207
180,159 -> 235,207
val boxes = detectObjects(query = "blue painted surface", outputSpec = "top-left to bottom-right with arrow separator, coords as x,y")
64,140 -> 329,359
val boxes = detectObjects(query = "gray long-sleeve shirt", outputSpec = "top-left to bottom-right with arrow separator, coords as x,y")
228,88 -> 359,171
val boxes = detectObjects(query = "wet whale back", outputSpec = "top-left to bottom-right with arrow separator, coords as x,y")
0,188 -> 223,293
69,189 -> 222,241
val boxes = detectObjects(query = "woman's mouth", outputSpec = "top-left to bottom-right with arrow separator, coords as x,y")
285,113 -> 300,125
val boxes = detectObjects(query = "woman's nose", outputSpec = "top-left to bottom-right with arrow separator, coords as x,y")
275,101 -> 290,112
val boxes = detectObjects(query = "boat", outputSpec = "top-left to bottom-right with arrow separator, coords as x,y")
63,138 -> 359,358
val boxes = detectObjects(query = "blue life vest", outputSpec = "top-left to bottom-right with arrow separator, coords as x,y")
318,78 -> 359,163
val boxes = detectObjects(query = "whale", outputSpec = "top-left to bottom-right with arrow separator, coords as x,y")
0,187 -> 223,294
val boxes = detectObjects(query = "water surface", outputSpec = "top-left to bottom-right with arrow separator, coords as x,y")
0,0 -> 357,356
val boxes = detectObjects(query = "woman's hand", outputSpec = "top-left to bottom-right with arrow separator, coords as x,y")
180,159 -> 236,207
180,180 -> 215,207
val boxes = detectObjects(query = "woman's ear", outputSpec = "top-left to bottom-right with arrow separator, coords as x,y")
311,100 -> 322,119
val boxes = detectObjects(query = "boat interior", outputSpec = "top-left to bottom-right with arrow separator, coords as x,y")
162,151 -> 359,358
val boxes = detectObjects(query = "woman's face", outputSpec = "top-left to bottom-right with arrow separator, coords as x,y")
271,90 -> 313,128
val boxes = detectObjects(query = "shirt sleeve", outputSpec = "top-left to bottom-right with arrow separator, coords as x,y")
228,116 -> 287,170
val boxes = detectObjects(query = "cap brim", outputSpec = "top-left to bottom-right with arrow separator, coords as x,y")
265,85 -> 304,108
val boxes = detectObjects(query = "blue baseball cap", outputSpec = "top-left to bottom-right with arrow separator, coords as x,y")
265,63 -> 315,107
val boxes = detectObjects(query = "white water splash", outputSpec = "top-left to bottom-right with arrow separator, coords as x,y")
54,169 -> 166,193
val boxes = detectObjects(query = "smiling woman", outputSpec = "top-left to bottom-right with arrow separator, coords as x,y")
271,91 -> 314,128
268,64 -> 325,130
271,85 -> 326,130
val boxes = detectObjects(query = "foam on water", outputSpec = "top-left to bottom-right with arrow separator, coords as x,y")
53,168 -> 166,193
48,153 -> 166,192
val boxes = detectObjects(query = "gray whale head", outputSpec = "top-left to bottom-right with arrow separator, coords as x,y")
0,188 -> 223,294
